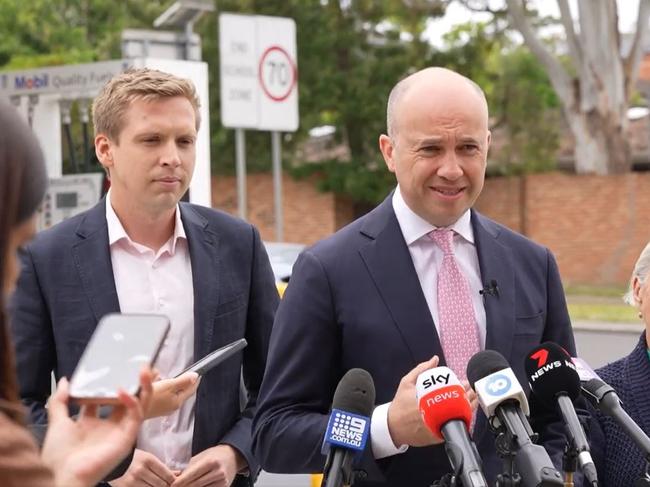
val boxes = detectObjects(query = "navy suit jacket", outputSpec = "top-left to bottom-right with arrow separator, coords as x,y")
252,196 -> 577,486
9,199 -> 279,485
590,333 -> 650,486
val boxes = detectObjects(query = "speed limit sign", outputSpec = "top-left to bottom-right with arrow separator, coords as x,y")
220,14 -> 298,132
259,46 -> 297,102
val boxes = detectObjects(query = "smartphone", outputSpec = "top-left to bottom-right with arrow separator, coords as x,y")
69,313 -> 170,404
175,338 -> 247,377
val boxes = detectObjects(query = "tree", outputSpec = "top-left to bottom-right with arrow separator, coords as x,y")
429,21 -> 562,174
500,0 -> 650,174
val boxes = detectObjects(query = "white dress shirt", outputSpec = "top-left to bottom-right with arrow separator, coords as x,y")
370,186 -> 486,459
106,191 -> 196,470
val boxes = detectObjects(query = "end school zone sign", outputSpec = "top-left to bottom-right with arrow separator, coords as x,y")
219,13 -> 298,132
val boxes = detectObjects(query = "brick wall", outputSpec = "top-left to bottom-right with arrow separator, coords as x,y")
212,171 -> 650,286
476,172 -> 650,286
212,173 -> 341,245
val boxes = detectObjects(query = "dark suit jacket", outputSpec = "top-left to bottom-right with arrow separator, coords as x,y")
9,199 -> 279,485
590,333 -> 650,486
252,196 -> 577,486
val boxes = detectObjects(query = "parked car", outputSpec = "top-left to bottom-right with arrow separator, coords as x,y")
263,242 -> 305,296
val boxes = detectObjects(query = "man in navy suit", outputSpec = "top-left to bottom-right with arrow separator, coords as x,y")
252,67 -> 576,486
10,69 -> 278,487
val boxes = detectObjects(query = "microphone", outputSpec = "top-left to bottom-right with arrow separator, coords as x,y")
467,350 -> 563,487
582,377 -> 650,458
524,342 -> 599,486
321,368 -> 375,487
479,279 -> 499,297
415,366 -> 488,487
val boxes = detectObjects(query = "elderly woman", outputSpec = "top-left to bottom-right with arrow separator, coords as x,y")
590,242 -> 650,486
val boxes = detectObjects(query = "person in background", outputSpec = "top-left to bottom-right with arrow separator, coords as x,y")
590,242 -> 650,486
10,68 -> 279,487
0,98 -> 154,487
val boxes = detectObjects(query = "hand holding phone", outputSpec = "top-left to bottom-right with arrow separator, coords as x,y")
147,372 -> 200,418
69,313 -> 170,404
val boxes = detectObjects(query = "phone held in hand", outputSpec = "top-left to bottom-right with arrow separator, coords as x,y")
69,313 -> 170,404
175,338 -> 247,378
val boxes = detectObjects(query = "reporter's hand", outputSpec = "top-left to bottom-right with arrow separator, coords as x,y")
110,449 -> 178,487
146,372 -> 200,419
387,356 -> 444,448
172,445 -> 245,487
41,368 -> 154,487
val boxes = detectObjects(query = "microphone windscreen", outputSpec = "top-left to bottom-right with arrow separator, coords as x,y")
467,349 -> 510,389
331,368 -> 376,417
416,367 -> 472,437
524,342 -> 581,407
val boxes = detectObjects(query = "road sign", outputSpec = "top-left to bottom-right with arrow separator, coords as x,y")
219,13 -> 298,132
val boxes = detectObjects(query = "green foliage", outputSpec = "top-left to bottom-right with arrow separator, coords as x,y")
0,0 -> 564,204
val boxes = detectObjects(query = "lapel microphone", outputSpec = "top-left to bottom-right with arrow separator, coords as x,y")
479,279 -> 499,297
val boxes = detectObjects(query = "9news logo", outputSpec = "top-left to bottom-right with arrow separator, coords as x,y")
485,373 -> 511,397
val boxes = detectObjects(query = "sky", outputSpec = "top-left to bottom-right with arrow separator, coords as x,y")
424,0 -> 642,48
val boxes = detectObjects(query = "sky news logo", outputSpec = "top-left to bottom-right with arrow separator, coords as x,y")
324,408 -> 369,452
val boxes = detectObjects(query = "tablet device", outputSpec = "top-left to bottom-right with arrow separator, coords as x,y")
176,338 -> 247,377
69,313 -> 170,404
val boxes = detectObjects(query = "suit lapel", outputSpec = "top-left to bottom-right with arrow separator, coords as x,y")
470,211 -> 516,443
181,204 -> 220,361
358,198 -> 442,365
472,211 -> 516,361
71,200 -> 120,324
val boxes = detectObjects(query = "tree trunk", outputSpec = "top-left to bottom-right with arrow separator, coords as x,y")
568,109 -> 631,174
504,0 -> 650,174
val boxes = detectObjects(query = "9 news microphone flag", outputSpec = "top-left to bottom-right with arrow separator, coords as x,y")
321,368 -> 375,487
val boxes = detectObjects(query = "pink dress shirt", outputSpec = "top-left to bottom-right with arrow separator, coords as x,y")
106,192 -> 196,470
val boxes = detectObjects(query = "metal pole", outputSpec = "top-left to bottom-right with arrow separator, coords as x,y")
235,128 -> 247,220
271,131 -> 283,241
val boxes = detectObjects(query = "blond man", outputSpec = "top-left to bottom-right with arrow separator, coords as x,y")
11,68 -> 278,487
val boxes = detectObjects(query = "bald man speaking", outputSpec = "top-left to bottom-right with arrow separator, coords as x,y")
252,67 -> 576,486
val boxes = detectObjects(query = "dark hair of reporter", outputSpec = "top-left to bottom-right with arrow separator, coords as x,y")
0,100 -> 47,422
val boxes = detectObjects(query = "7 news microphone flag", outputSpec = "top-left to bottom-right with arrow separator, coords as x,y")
524,342 -> 599,486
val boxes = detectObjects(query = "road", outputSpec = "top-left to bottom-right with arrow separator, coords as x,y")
573,320 -> 643,368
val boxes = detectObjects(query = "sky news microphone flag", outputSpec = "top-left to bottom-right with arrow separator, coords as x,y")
416,366 -> 488,487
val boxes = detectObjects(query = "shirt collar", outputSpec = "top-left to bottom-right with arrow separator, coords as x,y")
391,185 -> 474,246
105,189 -> 186,253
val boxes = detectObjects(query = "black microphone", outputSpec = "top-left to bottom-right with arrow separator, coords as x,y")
479,279 -> 499,297
321,369 -> 375,487
582,377 -> 650,459
467,350 -> 563,487
524,342 -> 599,486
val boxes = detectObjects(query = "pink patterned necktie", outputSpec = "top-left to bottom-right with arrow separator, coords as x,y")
429,228 -> 480,382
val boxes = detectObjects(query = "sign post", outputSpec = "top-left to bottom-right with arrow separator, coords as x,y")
219,13 -> 298,237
